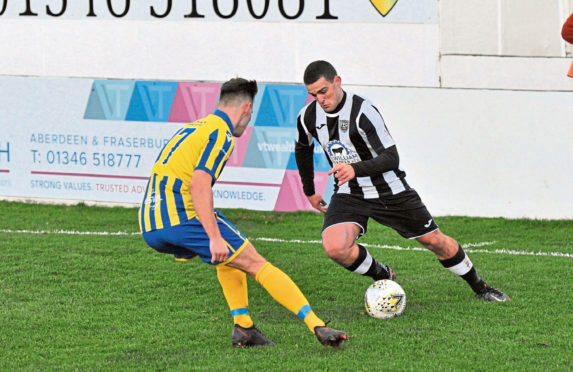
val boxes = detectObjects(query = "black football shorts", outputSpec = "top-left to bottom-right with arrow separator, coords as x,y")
322,190 -> 439,239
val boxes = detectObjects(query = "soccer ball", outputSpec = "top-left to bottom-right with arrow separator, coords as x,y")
364,279 -> 406,319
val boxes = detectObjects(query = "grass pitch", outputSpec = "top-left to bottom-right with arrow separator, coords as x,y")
0,201 -> 571,371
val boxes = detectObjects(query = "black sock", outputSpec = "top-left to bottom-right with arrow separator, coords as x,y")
439,245 -> 485,293
345,244 -> 390,280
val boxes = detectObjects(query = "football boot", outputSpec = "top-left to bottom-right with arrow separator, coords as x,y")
373,262 -> 396,281
231,325 -> 276,348
314,324 -> 347,347
475,284 -> 510,302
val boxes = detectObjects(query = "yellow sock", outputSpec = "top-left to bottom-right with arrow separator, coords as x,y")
216,264 -> 253,328
255,262 -> 325,333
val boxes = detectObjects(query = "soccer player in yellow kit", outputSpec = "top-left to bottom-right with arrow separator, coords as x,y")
139,78 -> 346,347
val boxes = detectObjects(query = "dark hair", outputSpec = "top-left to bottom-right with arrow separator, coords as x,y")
219,78 -> 258,105
303,60 -> 337,85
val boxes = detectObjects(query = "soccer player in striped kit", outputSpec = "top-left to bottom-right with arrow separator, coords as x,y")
140,78 -> 346,347
295,61 -> 509,302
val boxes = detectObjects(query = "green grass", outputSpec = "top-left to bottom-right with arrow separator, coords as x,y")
0,201 -> 571,371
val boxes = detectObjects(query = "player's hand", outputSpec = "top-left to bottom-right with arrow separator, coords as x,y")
210,237 -> 229,263
328,163 -> 355,186
307,193 -> 327,213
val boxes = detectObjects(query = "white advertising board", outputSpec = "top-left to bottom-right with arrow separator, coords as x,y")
0,0 -> 437,23
0,76 -> 323,212
0,6 -> 440,87
2,76 -> 572,218
351,85 -> 573,219
0,77 -> 166,204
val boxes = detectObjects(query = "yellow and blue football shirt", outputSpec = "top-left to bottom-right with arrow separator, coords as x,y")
139,110 -> 235,233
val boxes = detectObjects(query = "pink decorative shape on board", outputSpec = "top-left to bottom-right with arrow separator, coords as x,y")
305,94 -> 315,105
274,170 -> 330,212
168,82 -> 221,123
227,126 -> 253,167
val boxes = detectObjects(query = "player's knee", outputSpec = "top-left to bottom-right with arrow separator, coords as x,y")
417,231 -> 443,250
322,239 -> 350,260
322,225 -> 356,261
418,230 -> 456,254
230,243 -> 267,277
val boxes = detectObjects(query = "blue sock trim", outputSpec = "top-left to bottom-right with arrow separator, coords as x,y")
231,308 -> 249,317
297,304 -> 312,320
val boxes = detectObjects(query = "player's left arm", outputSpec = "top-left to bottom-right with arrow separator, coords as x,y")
190,170 -> 229,263
294,113 -> 317,197
191,129 -> 233,263
328,163 -> 356,186
350,106 -> 400,177
351,146 -> 399,177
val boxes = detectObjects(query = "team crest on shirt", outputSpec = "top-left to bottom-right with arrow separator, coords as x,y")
325,141 -> 360,165
339,120 -> 349,132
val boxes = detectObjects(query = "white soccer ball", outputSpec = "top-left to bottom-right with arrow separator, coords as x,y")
364,279 -> 406,319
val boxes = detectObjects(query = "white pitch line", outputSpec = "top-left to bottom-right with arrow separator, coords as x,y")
256,237 -> 497,251
254,237 -> 573,258
0,229 -> 139,236
1,229 -> 572,258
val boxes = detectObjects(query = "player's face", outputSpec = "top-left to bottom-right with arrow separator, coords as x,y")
234,102 -> 253,137
306,76 -> 343,112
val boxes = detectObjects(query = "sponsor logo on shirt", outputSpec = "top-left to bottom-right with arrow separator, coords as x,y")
144,192 -> 162,209
325,141 -> 360,165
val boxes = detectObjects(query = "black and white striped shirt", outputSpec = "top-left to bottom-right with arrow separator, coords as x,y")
295,91 -> 410,199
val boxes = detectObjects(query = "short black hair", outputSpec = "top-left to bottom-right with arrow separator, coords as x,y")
219,78 -> 258,105
303,60 -> 337,85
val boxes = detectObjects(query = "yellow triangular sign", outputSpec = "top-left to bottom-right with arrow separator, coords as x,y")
369,0 -> 399,17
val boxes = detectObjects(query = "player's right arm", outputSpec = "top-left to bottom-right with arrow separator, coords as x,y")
295,111 -> 327,213
189,169 -> 229,263
306,193 -> 327,213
